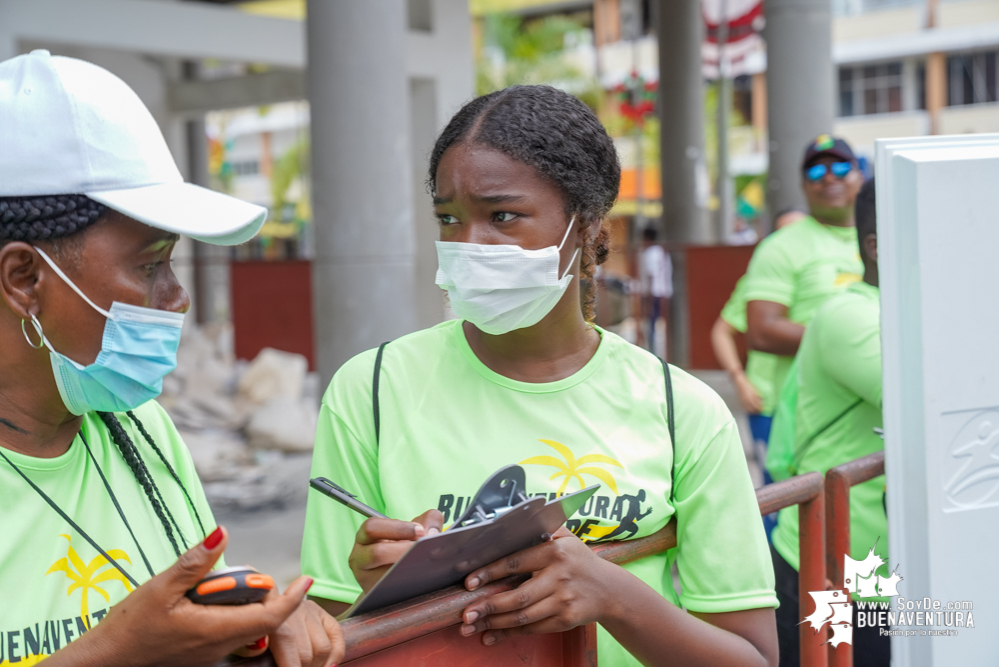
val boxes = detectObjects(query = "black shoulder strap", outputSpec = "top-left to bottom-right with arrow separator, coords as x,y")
660,358 -> 676,502
792,397 -> 864,473
373,342 -> 389,446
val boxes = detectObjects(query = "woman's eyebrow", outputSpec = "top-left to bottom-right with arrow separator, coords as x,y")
433,193 -> 526,205
477,193 -> 526,204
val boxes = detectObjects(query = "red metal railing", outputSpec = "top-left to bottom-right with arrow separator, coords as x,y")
825,451 -> 886,667
759,472 -> 829,667
223,472 -> 830,667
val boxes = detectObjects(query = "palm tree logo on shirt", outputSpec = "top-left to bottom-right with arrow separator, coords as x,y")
520,439 -> 623,496
46,534 -> 134,628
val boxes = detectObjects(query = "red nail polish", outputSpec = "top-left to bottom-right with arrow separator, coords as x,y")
245,636 -> 267,651
303,577 -> 314,593
202,527 -> 224,551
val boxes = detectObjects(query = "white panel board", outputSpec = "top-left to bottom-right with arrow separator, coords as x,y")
878,135 -> 999,666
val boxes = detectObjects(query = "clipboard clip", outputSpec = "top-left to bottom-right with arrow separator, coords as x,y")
451,464 -> 532,529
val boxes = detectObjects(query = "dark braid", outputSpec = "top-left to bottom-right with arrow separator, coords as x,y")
98,412 -> 183,558
0,195 -> 106,244
127,410 -> 207,539
428,85 -> 618,322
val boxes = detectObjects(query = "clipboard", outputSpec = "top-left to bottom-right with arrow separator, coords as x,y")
345,464 -> 599,617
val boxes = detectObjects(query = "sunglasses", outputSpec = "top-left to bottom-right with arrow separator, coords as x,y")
805,161 -> 853,182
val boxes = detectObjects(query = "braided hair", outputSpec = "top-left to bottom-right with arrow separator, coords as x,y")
2,194 -> 202,557
428,85 -> 620,321
0,195 -> 106,251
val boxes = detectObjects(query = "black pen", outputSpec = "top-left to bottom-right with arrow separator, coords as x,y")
309,477 -> 388,520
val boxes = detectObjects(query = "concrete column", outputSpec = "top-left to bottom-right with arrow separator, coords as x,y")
0,0 -> 17,63
594,0 -> 622,47
177,62 -> 231,325
764,0 -> 834,217
0,30 -> 16,62
926,52 -> 947,135
188,117 -> 232,323
715,3 -> 733,245
657,0 -> 708,244
410,77 -> 442,330
656,0 -> 708,366
752,73 -> 768,143
307,0 -> 417,384
902,57 -> 919,113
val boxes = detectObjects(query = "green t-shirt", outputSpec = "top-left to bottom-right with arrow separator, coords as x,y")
720,275 -> 779,416
302,319 -> 777,666
743,216 -> 864,404
771,283 -> 887,593
0,402 -> 216,662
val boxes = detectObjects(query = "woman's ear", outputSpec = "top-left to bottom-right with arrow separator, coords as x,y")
863,232 -> 878,264
0,242 -> 45,319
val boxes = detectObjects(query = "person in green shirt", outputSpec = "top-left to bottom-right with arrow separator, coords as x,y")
712,209 -> 805,539
303,85 -> 779,667
712,209 -> 806,431
744,136 -> 865,403
770,180 -> 888,667
0,51 -> 341,666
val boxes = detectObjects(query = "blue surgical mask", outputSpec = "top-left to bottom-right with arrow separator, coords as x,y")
29,247 -> 184,416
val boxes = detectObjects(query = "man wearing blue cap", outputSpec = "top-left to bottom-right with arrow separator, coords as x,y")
743,135 -> 865,411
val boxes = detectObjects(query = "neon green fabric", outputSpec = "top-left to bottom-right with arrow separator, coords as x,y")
0,402 -> 217,662
771,283 -> 887,596
743,216 -> 864,404
302,319 -> 778,666
765,355 -> 801,483
720,275 -> 778,416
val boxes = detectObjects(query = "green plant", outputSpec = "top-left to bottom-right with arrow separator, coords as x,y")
476,12 -> 602,110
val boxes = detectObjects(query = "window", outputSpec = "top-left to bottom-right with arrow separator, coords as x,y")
837,62 -> 903,116
833,0 -> 922,17
917,63 -> 926,110
840,68 -> 855,116
948,51 -> 998,106
407,0 -> 432,33
231,160 -> 260,176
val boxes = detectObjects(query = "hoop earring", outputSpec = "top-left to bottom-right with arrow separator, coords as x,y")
21,316 -> 45,350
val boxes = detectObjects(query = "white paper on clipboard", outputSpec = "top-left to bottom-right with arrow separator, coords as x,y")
346,464 -> 599,617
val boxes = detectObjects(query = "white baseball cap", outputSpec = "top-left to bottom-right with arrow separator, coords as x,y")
0,50 -> 266,245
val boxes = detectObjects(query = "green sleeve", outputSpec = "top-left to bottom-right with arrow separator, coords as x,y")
719,276 -> 748,333
817,297 -> 883,408
743,235 -> 796,307
301,349 -> 383,604
670,376 -> 778,612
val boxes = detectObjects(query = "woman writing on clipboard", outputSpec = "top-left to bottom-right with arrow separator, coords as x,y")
302,86 -> 778,666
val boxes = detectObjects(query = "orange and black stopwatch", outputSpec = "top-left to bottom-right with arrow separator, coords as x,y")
186,566 -> 275,605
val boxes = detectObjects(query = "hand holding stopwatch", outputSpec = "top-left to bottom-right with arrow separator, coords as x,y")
186,566 -> 275,605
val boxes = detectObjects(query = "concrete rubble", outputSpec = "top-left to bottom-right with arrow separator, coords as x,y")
159,324 -> 321,512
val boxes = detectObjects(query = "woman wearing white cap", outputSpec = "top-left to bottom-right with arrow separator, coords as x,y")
0,51 -> 342,666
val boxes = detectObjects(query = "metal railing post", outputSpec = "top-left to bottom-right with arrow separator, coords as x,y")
800,479 -> 829,667
824,451 -> 886,667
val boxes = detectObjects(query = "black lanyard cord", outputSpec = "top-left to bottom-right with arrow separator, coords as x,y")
127,410 -> 206,540
79,432 -> 156,579
0,443 -> 141,589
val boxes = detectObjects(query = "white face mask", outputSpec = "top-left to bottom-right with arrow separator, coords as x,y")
435,217 -> 580,335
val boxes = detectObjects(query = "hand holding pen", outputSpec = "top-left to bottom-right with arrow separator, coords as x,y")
309,477 -> 444,594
